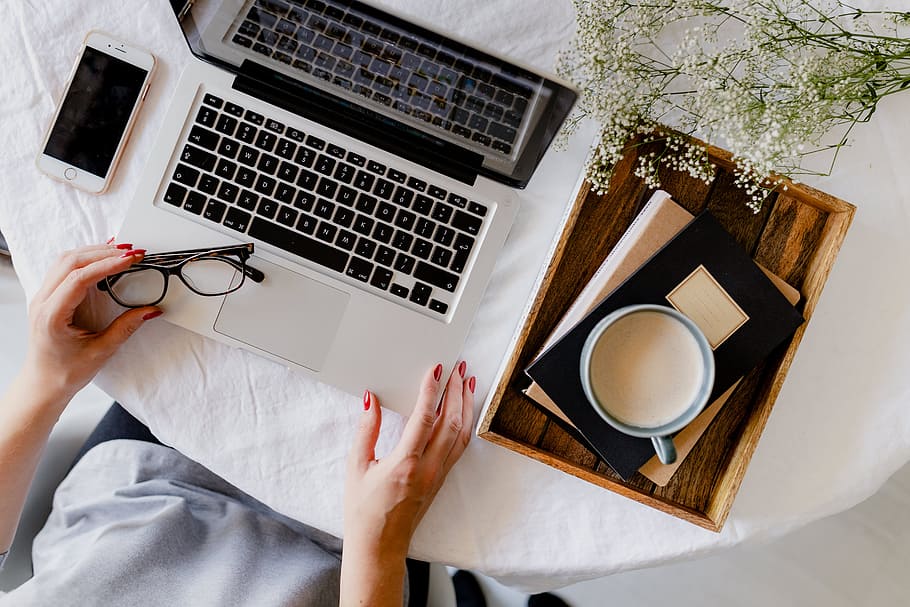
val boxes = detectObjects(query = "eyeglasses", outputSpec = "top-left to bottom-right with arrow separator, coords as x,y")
98,243 -> 265,308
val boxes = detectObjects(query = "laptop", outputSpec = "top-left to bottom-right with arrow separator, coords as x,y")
119,0 -> 577,413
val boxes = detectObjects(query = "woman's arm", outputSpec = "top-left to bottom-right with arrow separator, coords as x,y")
0,244 -> 159,553
341,361 -> 476,606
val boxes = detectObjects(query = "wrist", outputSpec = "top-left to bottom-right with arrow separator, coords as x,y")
10,362 -> 73,416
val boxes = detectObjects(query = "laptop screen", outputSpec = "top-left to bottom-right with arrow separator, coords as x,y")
170,0 -> 577,188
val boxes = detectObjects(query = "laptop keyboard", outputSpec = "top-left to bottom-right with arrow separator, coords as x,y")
163,92 -> 491,316
229,0 -> 540,157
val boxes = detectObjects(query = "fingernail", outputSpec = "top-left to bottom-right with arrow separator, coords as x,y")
433,363 -> 442,382
469,376 -> 476,393
120,248 -> 146,258
363,390 -> 371,411
458,360 -> 466,378
106,236 -> 115,244
142,310 -> 163,321
115,243 -> 133,250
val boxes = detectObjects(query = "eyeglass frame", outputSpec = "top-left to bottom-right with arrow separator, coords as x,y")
97,243 -> 266,308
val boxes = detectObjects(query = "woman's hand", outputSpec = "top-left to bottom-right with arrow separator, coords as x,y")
19,242 -> 162,409
340,361 -> 476,606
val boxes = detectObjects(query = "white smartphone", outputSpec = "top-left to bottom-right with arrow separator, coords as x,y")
36,31 -> 156,194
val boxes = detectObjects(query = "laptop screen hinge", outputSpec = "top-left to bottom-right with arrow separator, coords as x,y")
233,63 -> 483,186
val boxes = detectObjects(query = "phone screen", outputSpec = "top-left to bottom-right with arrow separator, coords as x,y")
44,46 -> 148,178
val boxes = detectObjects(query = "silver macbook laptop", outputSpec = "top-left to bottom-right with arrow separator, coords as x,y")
119,0 -> 576,412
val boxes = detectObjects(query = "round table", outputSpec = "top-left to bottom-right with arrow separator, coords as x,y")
2,0 -> 909,592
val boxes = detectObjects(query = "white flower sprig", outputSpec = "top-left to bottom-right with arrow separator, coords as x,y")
558,0 -> 910,211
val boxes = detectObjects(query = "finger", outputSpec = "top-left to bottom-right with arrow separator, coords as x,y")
46,250 -> 146,325
396,363 -> 444,458
349,390 -> 382,474
422,361 -> 467,467
96,306 -> 162,353
441,374 -> 476,476
34,244 -> 129,303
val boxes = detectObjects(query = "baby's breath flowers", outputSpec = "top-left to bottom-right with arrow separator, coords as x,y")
558,0 -> 910,211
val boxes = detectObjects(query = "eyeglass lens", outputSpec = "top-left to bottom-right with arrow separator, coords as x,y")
108,258 -> 245,306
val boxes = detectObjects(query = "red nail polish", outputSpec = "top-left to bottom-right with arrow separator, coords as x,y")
363,390 -> 371,411
433,363 -> 442,381
458,360 -> 466,378
142,310 -> 163,321
115,243 -> 133,250
120,248 -> 146,258
469,376 -> 476,393
106,236 -> 115,244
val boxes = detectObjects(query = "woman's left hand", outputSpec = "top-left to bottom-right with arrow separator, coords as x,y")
19,242 -> 161,407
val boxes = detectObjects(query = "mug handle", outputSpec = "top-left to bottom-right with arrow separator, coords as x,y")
651,436 -> 677,465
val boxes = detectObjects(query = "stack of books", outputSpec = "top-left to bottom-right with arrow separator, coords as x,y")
523,191 -> 804,484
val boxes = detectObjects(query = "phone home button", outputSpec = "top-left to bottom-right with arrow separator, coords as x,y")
63,168 -> 77,181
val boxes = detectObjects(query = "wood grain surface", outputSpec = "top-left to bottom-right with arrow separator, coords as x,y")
479,139 -> 855,531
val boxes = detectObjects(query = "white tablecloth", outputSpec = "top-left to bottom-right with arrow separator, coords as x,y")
3,0 -> 910,592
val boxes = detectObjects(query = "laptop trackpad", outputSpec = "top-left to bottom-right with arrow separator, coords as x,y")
213,258 -> 349,371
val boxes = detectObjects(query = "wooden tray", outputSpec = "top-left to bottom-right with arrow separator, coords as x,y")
478,140 -> 855,531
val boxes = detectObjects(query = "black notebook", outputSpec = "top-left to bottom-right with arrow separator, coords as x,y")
525,212 -> 804,480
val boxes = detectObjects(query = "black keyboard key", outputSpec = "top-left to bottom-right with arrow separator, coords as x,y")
410,282 -> 431,306
394,209 -> 416,231
237,189 -> 259,211
203,93 -> 223,108
286,127 -> 306,142
334,207 -> 355,228
315,154 -> 336,175
314,198 -> 335,219
217,138 -> 240,159
355,237 -> 377,259
224,102 -> 244,117
223,207 -> 252,233
414,261 -> 458,292
431,202 -> 454,224
394,253 -> 416,274
353,214 -> 374,236
276,205 -> 299,227
274,182 -> 296,205
355,193 -> 377,214
217,182 -> 239,204
255,130 -> 277,151
215,158 -> 237,180
375,245 -> 396,267
278,161 -> 299,184
429,299 -> 448,314
386,168 -> 406,183
215,114 -> 238,136
315,222 -> 337,243
347,152 -> 366,167
306,135 -> 326,150
326,143 -> 346,159
370,267 -> 393,290
164,183 -> 187,206
434,225 -> 455,246
452,209 -> 482,235
252,42 -> 272,56
448,193 -> 468,208
233,167 -> 254,188
173,164 -> 199,187
373,179 -> 394,199
233,34 -> 254,48
390,284 -> 409,298
407,177 -> 427,192
294,190 -> 316,212
265,119 -> 285,133
334,162 -> 355,184
180,144 -> 217,172
250,217 -> 349,273
336,185 -> 357,206
316,179 -> 338,198
297,213 -> 318,234
392,187 -> 413,207
392,231 -> 413,252
354,170 -> 375,192
198,174 -> 219,195
196,106 -> 218,128
258,29 -> 280,46
415,218 -> 435,238
245,110 -> 265,125
257,153 -> 280,175
431,246 -> 452,268
428,184 -> 447,201
238,145 -> 259,167
256,198 -> 279,219
255,174 -> 277,196
468,201 -> 488,217
298,169 -> 319,191
294,146 -> 316,168
376,201 -> 396,223
188,126 -> 219,150
276,138 -> 297,160
373,222 -> 394,244
336,229 -> 357,251
183,191 -> 207,214
346,257 -> 373,282
412,238 -> 432,259
204,199 -> 227,223
367,160 -> 386,174
488,122 -> 517,144
237,123 -> 257,144
413,194 -> 434,215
